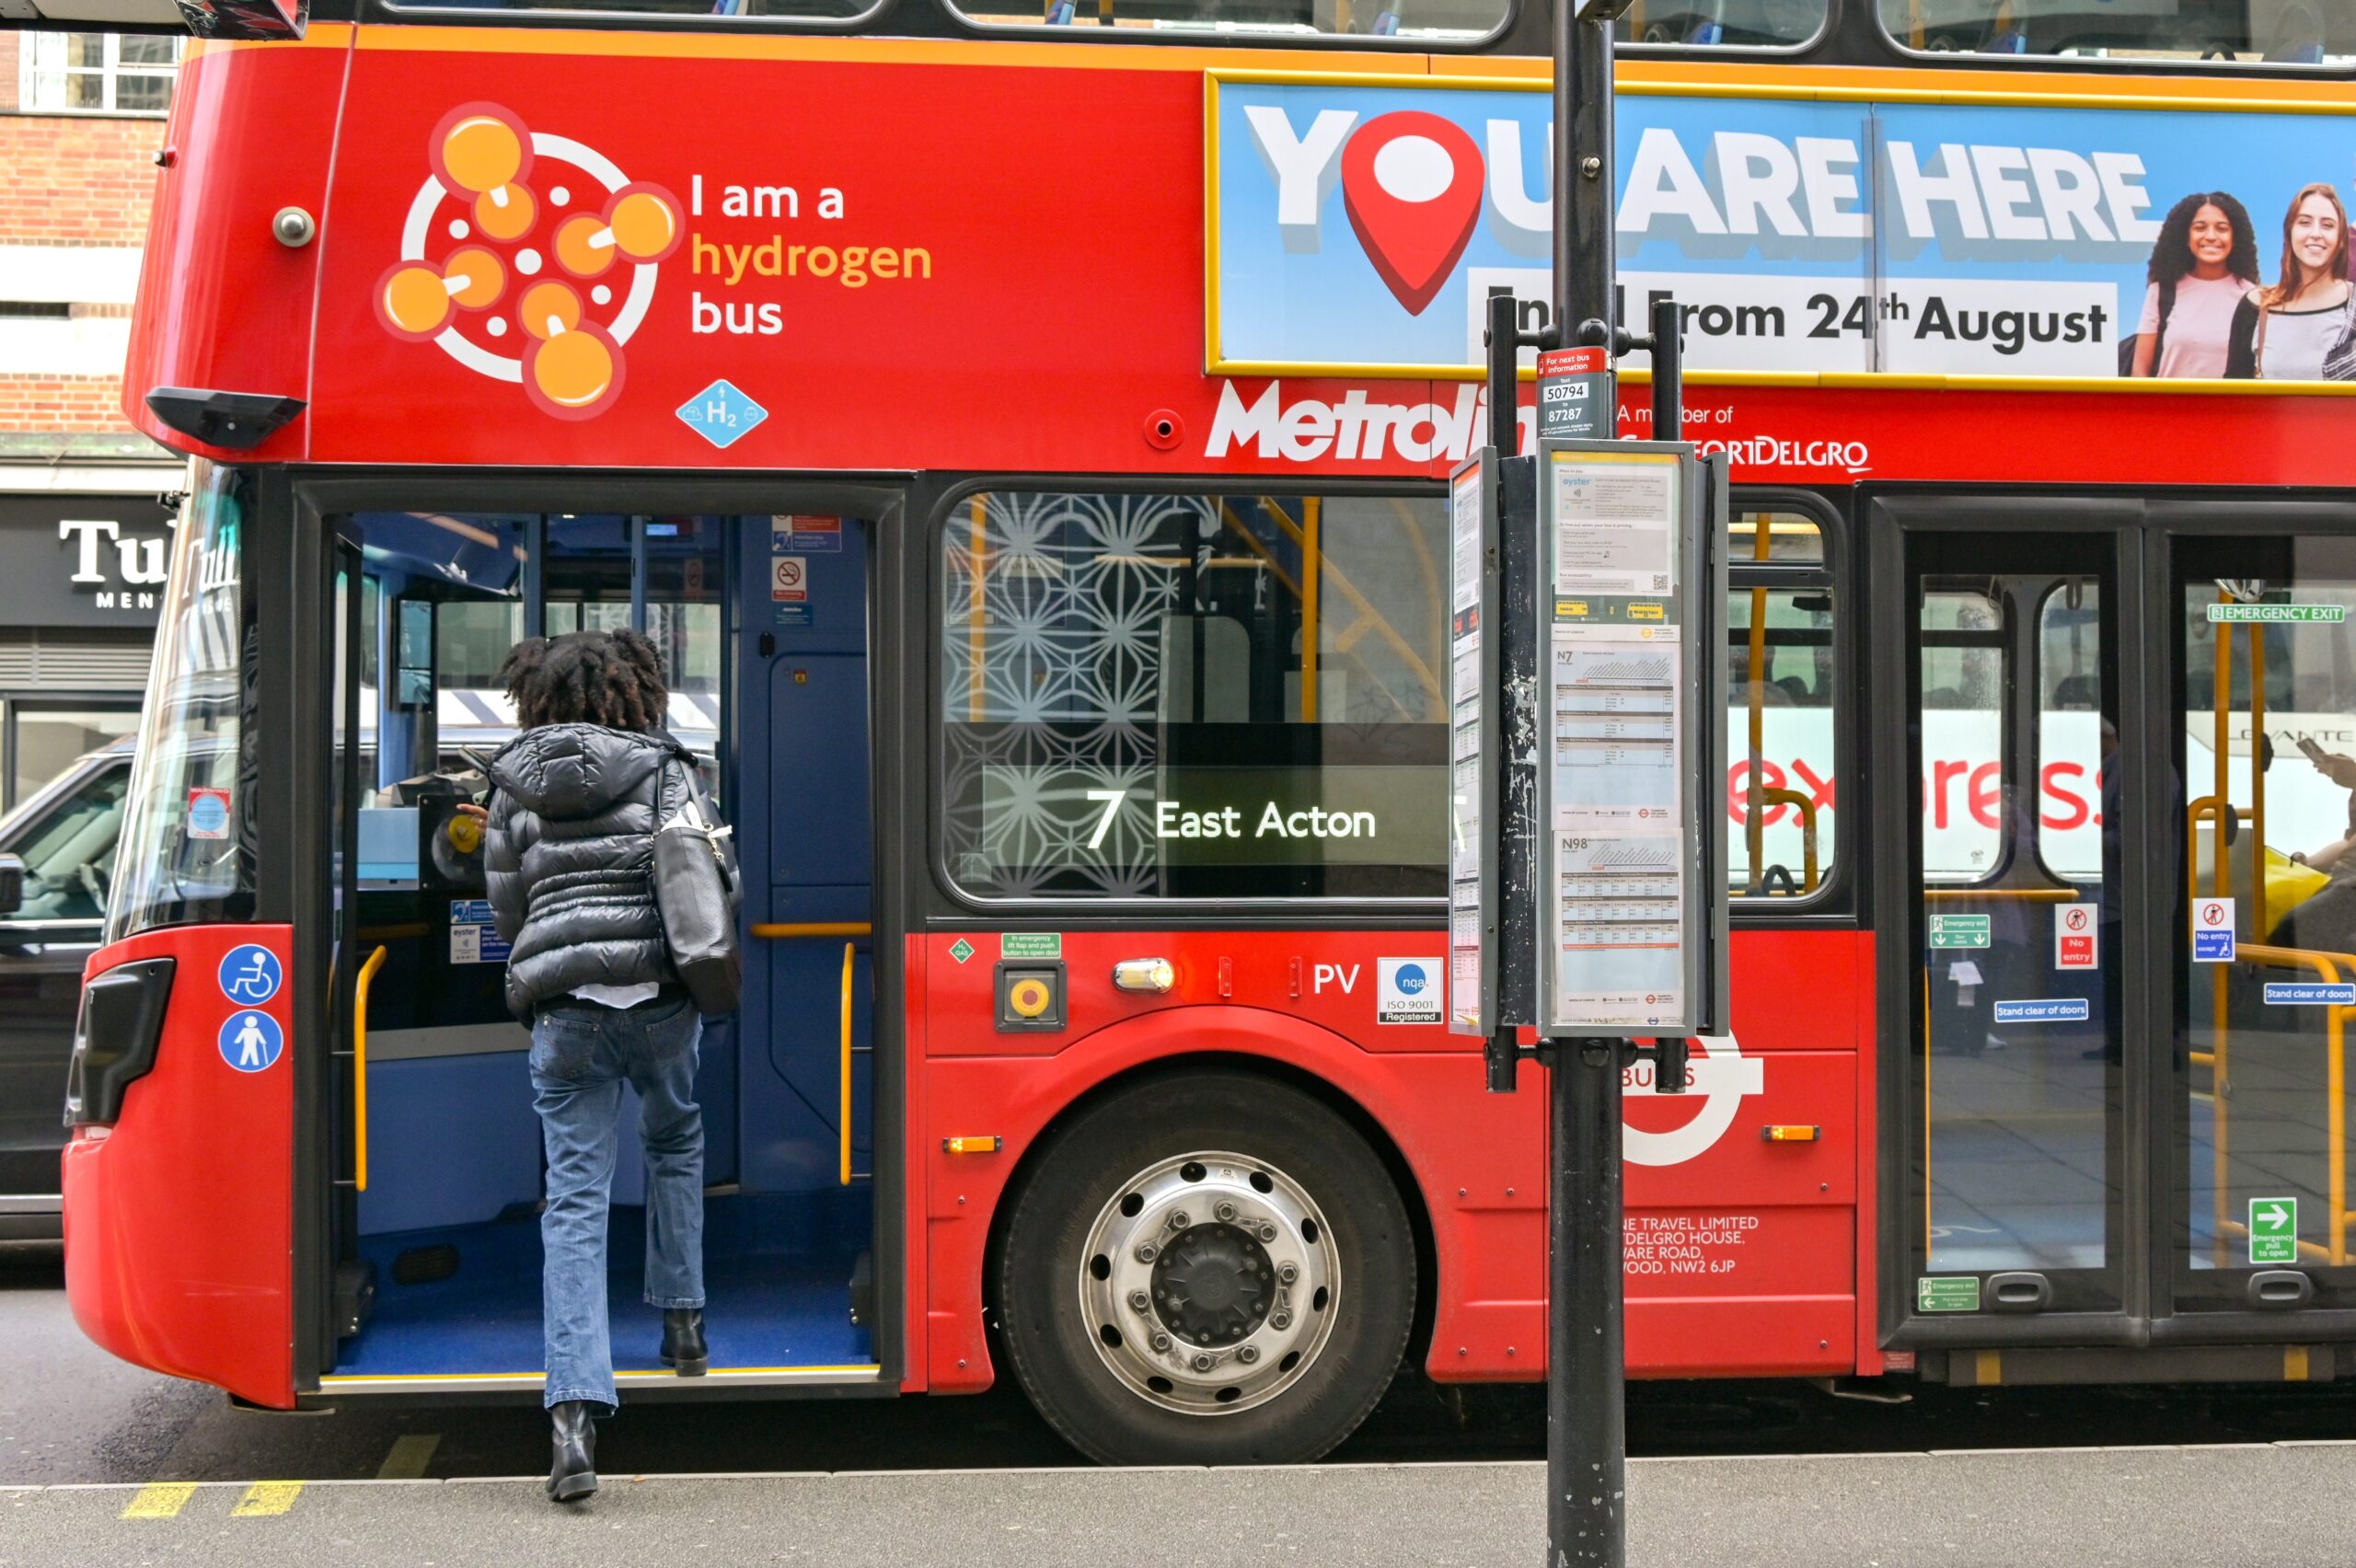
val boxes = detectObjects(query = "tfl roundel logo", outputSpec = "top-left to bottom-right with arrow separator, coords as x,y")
375,104 -> 684,421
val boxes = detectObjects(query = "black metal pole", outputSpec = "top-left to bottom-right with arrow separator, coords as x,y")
1555,0 -> 1617,363
1551,1039 -> 1626,1567
1550,6 -> 1627,1566
1486,286 -> 1520,455
1649,293 -> 1683,444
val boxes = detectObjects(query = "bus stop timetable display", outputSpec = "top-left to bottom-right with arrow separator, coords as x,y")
1542,447 -> 1704,1035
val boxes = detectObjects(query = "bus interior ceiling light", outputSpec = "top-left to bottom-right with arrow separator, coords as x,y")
144,389 -> 306,451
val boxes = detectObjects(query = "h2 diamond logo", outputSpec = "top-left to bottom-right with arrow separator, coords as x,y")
677,379 -> 768,449
948,938 -> 976,965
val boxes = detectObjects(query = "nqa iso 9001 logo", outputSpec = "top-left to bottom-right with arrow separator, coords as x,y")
375,104 -> 685,421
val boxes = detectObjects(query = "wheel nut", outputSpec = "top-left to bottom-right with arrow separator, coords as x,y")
1136,1242 -> 1158,1262
1215,1201 -> 1237,1222
1257,1222 -> 1278,1241
1129,1290 -> 1150,1313
1276,1262 -> 1299,1285
1238,1345 -> 1260,1365
1192,1353 -> 1215,1372
1271,1309 -> 1293,1331
1151,1332 -> 1172,1353
1168,1211 -> 1190,1230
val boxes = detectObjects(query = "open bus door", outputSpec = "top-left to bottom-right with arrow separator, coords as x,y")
303,490 -> 903,1400
1876,494 -> 2356,1384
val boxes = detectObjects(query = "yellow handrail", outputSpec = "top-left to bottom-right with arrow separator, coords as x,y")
839,941 -> 856,1188
1921,886 -> 2080,902
752,921 -> 873,940
1754,787 -> 1819,894
353,946 -> 388,1194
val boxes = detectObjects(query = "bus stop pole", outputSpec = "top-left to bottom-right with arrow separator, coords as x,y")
1549,5 -> 1629,1565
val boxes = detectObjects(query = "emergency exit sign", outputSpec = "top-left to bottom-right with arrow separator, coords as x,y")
2249,1197 -> 2298,1265
1928,914 -> 1990,950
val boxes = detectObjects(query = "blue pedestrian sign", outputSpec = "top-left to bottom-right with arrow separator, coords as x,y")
218,1010 -> 284,1073
218,944 -> 283,1007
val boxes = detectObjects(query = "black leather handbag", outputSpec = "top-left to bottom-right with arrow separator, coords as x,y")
653,772 -> 742,1016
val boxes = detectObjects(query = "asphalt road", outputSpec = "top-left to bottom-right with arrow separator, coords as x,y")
7,1239 -> 2356,1566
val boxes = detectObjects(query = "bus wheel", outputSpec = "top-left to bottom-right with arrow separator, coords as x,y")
995,1070 -> 1415,1466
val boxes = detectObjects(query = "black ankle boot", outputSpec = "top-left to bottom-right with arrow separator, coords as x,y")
547,1401 -> 597,1503
660,1308 -> 708,1376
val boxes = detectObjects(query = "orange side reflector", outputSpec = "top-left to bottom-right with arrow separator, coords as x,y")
1761,1124 -> 1819,1143
943,1136 -> 1003,1156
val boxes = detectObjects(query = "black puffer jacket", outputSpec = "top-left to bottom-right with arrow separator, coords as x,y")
485,723 -> 699,1020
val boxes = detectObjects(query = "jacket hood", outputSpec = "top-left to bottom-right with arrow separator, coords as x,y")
489,723 -> 689,819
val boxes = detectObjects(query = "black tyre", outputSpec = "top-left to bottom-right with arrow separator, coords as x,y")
994,1068 -> 1416,1466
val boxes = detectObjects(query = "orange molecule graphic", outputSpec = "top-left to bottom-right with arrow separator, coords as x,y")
472,181 -> 537,243
525,323 -> 622,421
378,264 -> 454,340
552,213 -> 613,279
375,247 -> 507,342
432,104 -> 531,198
444,246 -> 506,308
604,183 -> 685,262
518,280 -> 583,340
391,104 -> 661,421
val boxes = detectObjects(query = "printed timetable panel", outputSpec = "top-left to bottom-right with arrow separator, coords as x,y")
1447,453 -> 1497,1036
1539,442 -> 1725,1038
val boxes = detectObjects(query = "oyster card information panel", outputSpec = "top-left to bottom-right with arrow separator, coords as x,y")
1542,447 -> 1693,1033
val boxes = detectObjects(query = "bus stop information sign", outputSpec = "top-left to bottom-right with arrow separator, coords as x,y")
1449,439 -> 1726,1043
1448,455 -> 1499,1035
1539,440 -> 1725,1036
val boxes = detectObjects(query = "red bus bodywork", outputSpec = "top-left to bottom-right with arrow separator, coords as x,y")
80,28 -> 2356,1408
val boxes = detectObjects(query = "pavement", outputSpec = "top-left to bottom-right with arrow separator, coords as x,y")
9,1445 -> 2356,1568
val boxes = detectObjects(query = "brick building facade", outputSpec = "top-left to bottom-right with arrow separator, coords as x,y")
0,32 -> 183,806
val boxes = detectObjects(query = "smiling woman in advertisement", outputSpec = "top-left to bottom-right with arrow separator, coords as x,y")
2128,191 -> 2260,380
2226,183 -> 2354,381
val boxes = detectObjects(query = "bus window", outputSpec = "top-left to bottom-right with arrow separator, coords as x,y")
1921,584 -> 2004,883
939,489 -> 1447,900
1615,0 -> 1824,49
107,464 -> 255,945
2038,579 -> 2106,884
947,0 -> 1504,41
1726,510 -> 1836,899
1877,0 -> 2350,66
394,0 -> 872,22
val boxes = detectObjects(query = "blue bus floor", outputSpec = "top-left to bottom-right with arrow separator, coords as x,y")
334,1241 -> 870,1378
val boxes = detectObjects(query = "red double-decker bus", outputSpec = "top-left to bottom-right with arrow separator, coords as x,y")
56,0 -> 2356,1462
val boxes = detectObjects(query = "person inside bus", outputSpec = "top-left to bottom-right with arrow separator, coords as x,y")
2129,192 -> 2260,379
2226,184 -> 2353,380
483,628 -> 717,1505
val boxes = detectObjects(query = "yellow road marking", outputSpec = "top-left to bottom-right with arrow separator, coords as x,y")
376,1434 -> 441,1480
232,1482 -> 302,1516
121,1483 -> 197,1520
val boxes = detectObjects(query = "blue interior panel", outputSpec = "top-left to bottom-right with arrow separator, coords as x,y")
359,1053 -> 542,1236
733,521 -> 872,1197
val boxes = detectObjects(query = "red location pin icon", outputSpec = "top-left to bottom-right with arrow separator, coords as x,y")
1341,110 -> 1484,317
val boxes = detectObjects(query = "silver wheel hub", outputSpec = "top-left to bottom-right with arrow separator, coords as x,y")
1077,1150 -> 1336,1416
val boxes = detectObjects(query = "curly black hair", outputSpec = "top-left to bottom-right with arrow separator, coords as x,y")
2148,191 -> 2261,290
498,627 -> 669,732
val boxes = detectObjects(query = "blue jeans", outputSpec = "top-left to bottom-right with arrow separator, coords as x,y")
530,991 -> 705,1413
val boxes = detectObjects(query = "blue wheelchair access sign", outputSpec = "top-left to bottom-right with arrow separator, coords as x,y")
219,944 -> 283,1007
218,1010 -> 284,1073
